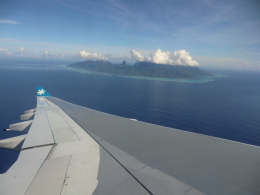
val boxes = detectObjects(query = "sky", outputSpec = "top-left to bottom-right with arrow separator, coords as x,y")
0,0 -> 260,69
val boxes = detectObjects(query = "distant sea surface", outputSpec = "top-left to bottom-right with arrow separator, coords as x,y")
0,62 -> 260,173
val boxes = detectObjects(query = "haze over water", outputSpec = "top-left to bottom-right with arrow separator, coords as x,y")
0,62 -> 260,173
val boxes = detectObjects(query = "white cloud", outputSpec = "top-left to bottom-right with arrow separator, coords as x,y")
0,19 -> 21,24
0,48 -> 12,56
18,47 -> 24,52
13,47 -> 25,57
43,50 -> 66,58
77,51 -> 108,60
0,47 -> 25,57
172,50 -> 199,66
130,50 -> 144,61
130,49 -> 199,66
245,61 -> 250,65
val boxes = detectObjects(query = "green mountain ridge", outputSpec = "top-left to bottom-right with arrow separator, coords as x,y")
68,60 -> 212,79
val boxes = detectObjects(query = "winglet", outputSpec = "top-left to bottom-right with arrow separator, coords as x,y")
36,86 -> 52,97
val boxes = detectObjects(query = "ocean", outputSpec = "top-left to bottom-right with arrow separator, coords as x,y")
0,62 -> 260,173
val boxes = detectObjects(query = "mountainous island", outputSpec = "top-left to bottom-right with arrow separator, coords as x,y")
68,60 -> 212,79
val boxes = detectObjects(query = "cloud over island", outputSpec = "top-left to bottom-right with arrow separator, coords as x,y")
77,49 -> 200,66
130,49 -> 199,66
3,45 -> 257,69
77,51 -> 108,60
0,47 -> 199,66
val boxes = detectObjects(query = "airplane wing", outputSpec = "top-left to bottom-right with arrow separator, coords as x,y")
0,86 -> 259,195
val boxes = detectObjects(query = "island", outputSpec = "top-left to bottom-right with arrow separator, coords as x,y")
68,60 -> 212,79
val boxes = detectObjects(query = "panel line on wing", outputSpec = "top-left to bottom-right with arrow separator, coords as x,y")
51,106 -> 80,140
44,98 -> 80,143
25,155 -> 72,195
54,117 -> 154,195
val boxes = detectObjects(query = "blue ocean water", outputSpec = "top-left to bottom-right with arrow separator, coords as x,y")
0,62 -> 260,173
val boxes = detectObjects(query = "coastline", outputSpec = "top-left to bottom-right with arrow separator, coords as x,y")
67,66 -> 225,83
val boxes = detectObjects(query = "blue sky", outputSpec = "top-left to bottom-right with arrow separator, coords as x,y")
0,0 -> 260,69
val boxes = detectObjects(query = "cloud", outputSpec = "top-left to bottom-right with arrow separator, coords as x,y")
130,49 -> 199,66
0,48 -> 24,57
18,47 -> 24,52
77,51 -> 108,60
0,19 -> 21,24
0,38 -> 140,58
13,47 -> 25,57
43,50 -> 66,58
130,50 -> 144,61
0,48 -> 12,56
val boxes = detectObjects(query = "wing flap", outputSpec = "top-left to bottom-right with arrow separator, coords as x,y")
0,146 -> 53,195
25,155 -> 71,195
